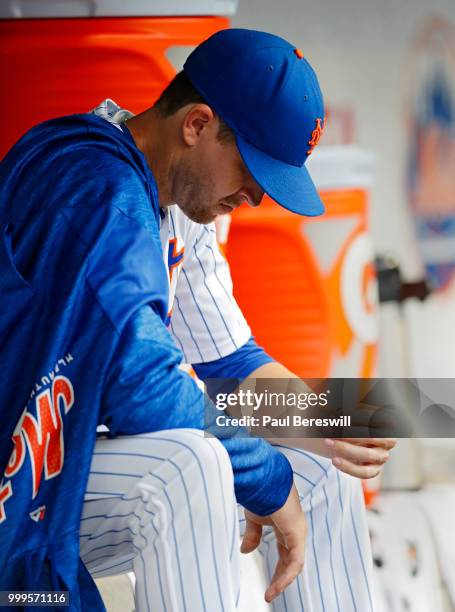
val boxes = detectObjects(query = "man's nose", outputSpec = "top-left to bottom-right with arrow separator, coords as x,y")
241,188 -> 264,207
249,191 -> 264,207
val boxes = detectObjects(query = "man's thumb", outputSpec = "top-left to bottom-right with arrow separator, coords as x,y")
241,519 -> 262,553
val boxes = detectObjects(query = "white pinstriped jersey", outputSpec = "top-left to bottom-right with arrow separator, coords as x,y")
92,99 -> 251,364
161,206 -> 251,363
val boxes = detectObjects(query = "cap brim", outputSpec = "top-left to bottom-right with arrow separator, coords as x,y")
236,134 -> 325,216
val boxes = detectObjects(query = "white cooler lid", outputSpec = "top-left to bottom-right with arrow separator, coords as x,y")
0,0 -> 239,18
306,146 -> 375,190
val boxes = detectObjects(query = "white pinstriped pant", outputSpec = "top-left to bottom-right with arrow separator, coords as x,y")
80,430 -> 374,612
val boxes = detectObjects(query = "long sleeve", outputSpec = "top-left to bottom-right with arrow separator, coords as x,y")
100,304 -> 293,516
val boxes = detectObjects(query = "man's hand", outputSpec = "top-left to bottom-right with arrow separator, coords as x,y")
241,483 -> 306,603
325,438 -> 397,478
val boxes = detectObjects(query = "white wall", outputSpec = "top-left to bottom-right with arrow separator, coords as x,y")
232,0 -> 455,377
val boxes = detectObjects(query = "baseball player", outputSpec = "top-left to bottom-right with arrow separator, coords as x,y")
0,29 -> 394,612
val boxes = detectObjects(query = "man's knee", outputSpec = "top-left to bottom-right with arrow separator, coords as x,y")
132,429 -> 234,494
169,430 -> 234,488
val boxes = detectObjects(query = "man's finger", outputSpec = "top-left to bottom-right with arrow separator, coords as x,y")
265,540 -> 305,602
265,527 -> 305,602
326,439 -> 390,465
333,437 -> 397,450
240,518 -> 263,553
332,457 -> 382,479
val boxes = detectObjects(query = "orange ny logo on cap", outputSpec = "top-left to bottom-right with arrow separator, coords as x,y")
307,118 -> 325,155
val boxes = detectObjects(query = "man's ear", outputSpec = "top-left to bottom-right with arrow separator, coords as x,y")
182,104 -> 216,146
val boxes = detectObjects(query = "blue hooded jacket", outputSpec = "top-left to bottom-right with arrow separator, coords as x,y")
0,114 -> 293,610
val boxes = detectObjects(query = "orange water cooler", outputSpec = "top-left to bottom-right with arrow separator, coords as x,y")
226,146 -> 379,379
224,146 -> 380,505
0,0 -> 237,158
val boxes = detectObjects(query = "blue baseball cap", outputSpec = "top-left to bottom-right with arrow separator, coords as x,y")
183,28 -> 325,216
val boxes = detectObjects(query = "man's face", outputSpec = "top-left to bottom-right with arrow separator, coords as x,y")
172,114 -> 264,224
